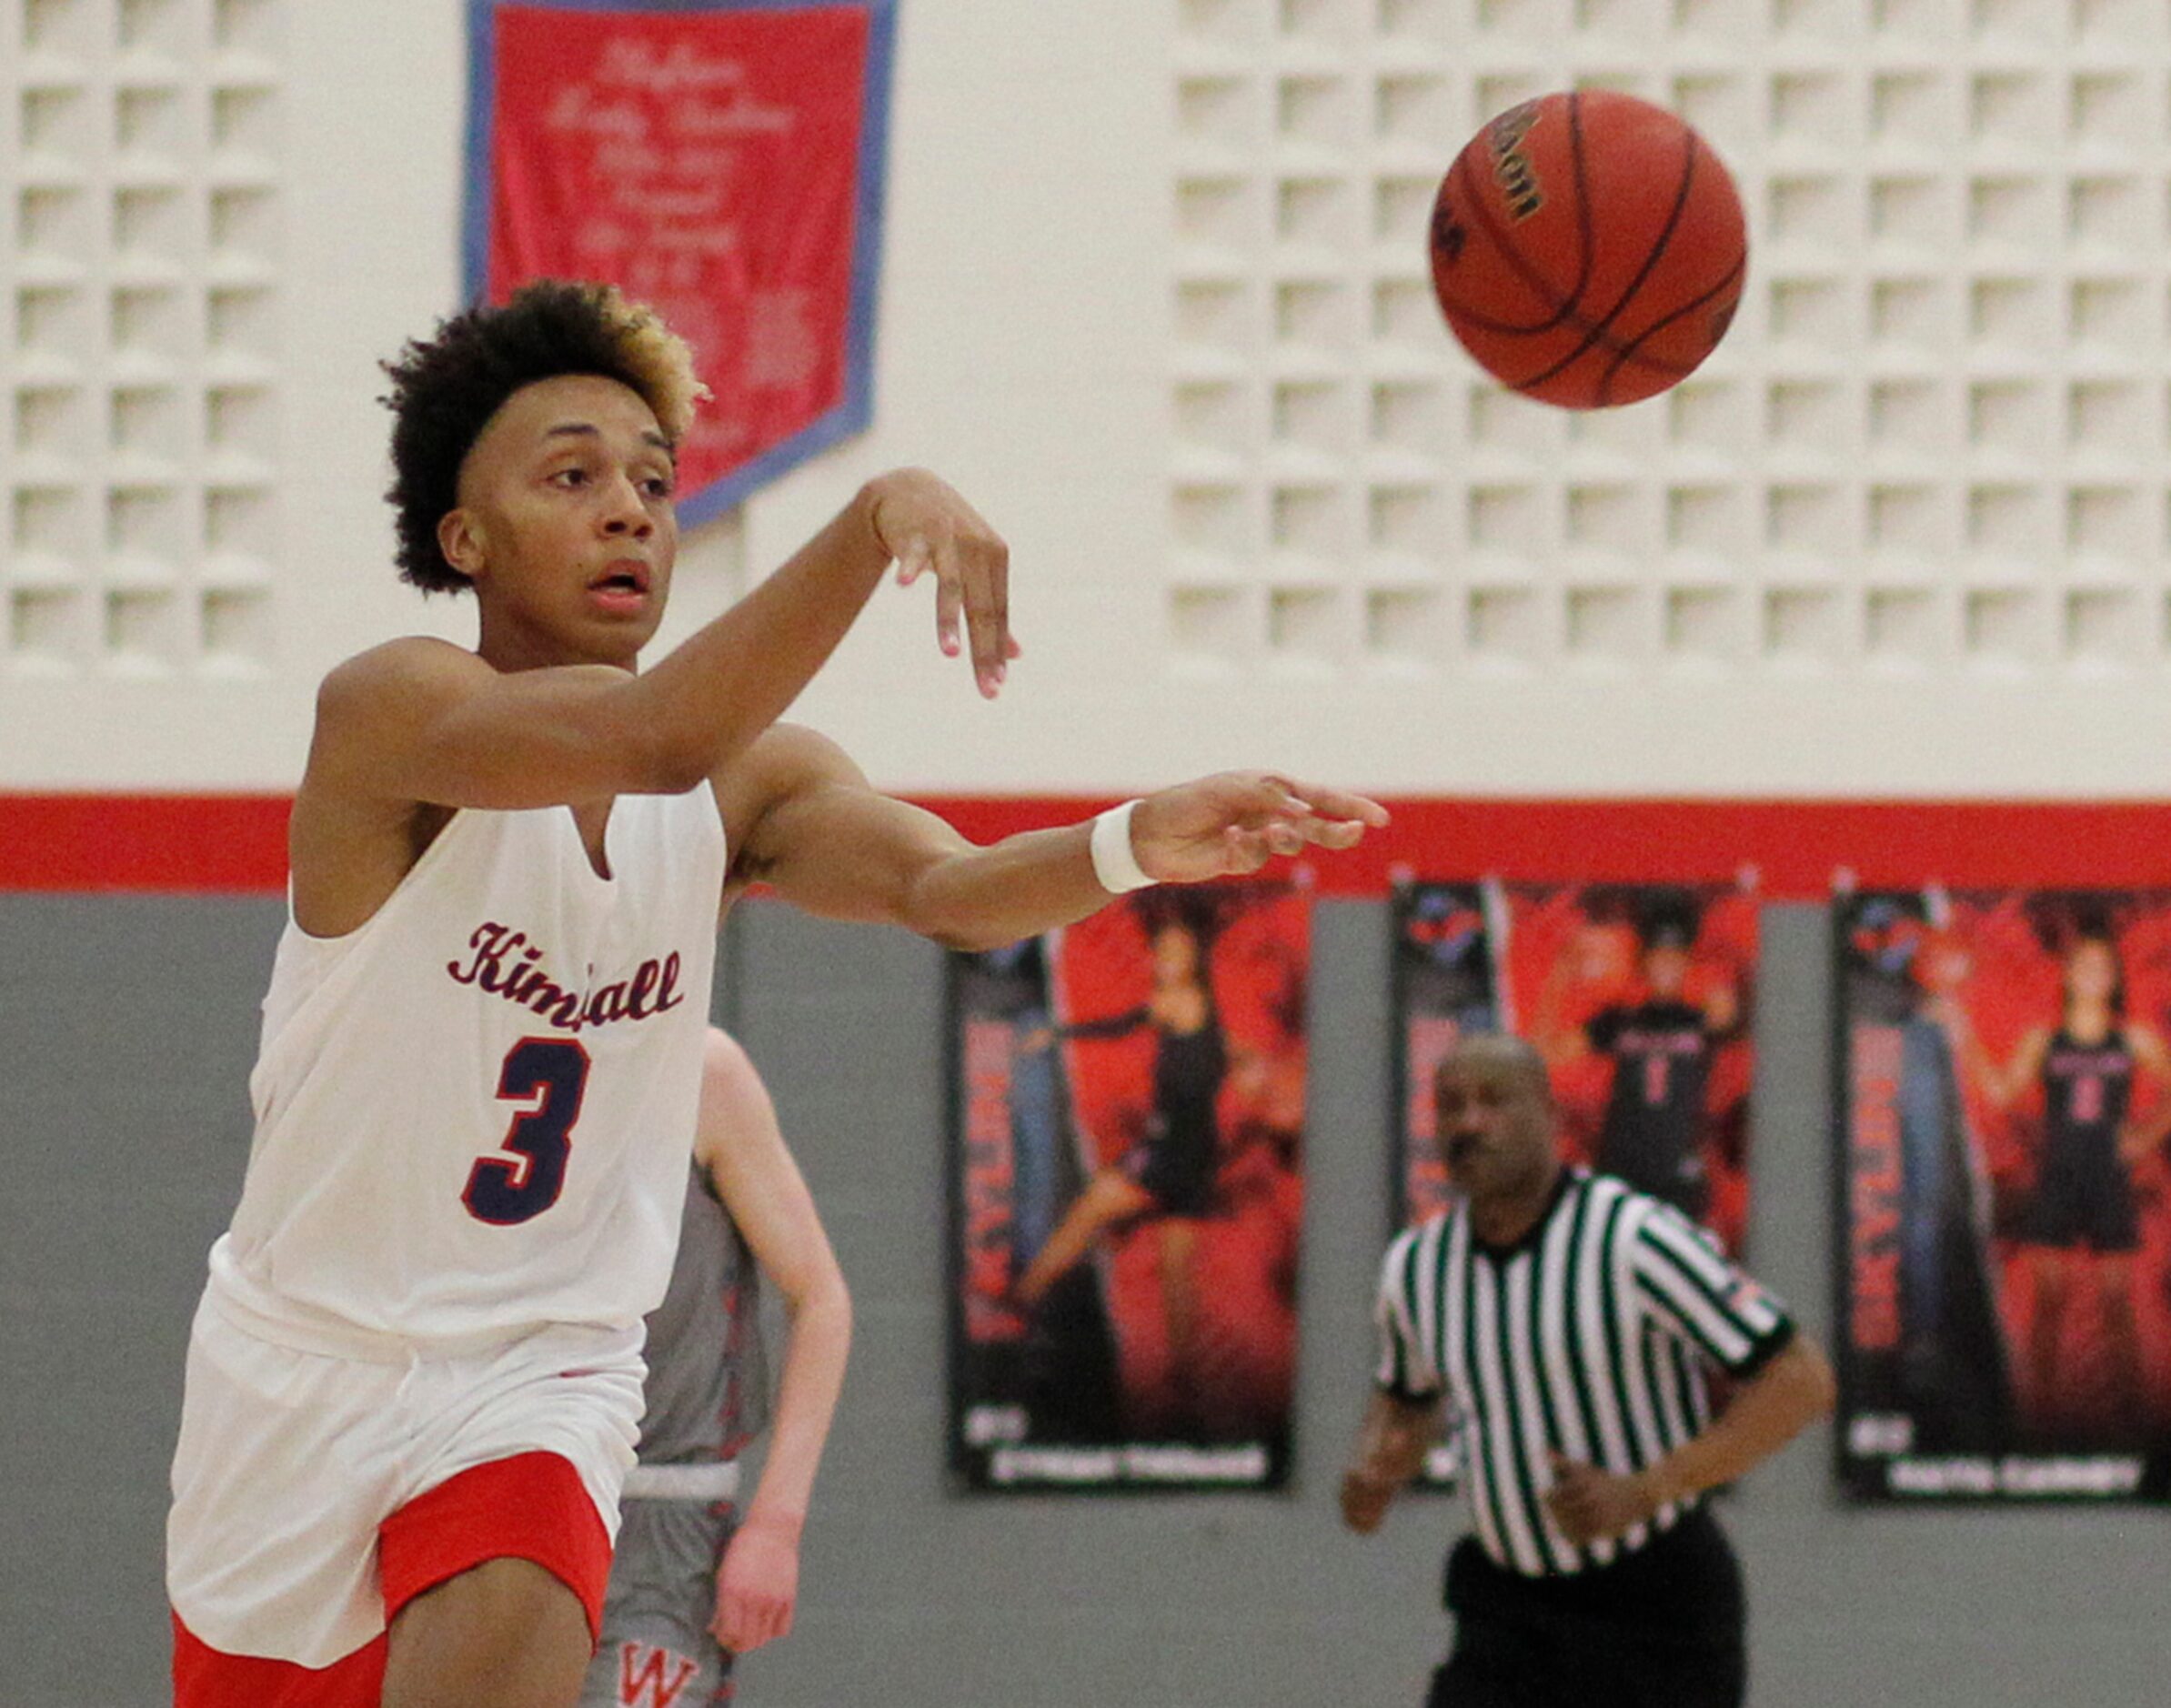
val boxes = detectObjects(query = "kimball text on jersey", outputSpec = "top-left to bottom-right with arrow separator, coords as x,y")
447,922 -> 688,1031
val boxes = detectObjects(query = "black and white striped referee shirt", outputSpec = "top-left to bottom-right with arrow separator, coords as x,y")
1374,1169 -> 1794,1578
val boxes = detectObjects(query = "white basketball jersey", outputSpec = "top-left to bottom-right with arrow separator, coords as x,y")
211,789 -> 727,1347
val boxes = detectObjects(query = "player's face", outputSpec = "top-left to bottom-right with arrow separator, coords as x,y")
1151,924 -> 1201,983
2067,939 -> 2119,1005
1433,1051 -> 1556,1201
446,374 -> 680,667
1643,943 -> 1691,997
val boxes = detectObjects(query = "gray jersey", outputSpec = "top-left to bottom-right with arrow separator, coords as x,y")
582,1165 -> 769,1707
639,1163 -> 769,1463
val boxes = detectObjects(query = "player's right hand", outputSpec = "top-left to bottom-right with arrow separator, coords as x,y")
1131,773 -> 1390,882
711,1509 -> 803,1653
868,468 -> 1019,699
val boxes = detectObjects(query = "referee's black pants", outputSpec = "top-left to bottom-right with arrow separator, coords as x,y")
1428,1506 -> 1746,1708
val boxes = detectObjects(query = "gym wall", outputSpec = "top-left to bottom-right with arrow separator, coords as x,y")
8,1 -> 2171,796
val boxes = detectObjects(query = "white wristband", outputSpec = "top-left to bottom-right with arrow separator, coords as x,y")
1089,800 -> 1155,894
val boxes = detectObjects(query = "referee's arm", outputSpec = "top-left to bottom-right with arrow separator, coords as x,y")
1340,1390 -> 1441,1534
1652,1331 -> 1835,1504
1549,1334 -> 1835,1545
1342,1229 -> 1447,1534
1550,1207 -> 1838,1547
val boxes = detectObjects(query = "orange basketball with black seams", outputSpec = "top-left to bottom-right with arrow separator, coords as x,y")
1430,90 -> 1748,409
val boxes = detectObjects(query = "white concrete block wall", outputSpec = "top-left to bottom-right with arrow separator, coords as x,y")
6,0 -> 2171,794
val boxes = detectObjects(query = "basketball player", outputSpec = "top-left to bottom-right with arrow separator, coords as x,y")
1342,1036 -> 1832,1708
579,1028 -> 846,1708
1538,901 -> 1738,1221
1012,909 -> 1230,1312
166,280 -> 1387,1708
1935,926 -> 2171,1435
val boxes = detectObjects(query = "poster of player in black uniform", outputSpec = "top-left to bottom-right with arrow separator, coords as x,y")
1392,879 -> 1760,1489
1835,888 -> 2171,1502
1392,879 -> 1759,1250
947,884 -> 1310,1492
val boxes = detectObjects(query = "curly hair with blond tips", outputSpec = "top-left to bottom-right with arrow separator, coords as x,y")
379,280 -> 708,594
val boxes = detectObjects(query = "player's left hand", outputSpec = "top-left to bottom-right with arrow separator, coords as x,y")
1130,773 -> 1389,883
711,1509 -> 804,1653
1543,1452 -> 1661,1546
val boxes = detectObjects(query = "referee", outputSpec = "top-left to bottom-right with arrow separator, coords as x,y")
1342,1035 -> 1834,1707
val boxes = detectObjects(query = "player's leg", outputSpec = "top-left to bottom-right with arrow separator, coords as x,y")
577,1501 -> 735,1708
1014,1168 -> 1154,1309
578,1611 -> 729,1708
2024,1244 -> 2072,1418
1156,1217 -> 1201,1417
168,1301 -> 407,1705
377,1341 -> 641,1708
2086,1156 -> 2147,1430
2094,1252 -> 2144,1430
376,1451 -> 613,1708
381,1558 -> 592,1708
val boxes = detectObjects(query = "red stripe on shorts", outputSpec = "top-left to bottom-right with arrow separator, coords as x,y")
377,1450 -> 615,1643
172,1614 -> 386,1708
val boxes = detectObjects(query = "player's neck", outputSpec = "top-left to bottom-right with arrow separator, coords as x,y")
2066,1001 -> 2113,1041
475,602 -> 639,675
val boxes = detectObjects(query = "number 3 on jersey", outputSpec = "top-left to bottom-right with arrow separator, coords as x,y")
463,1037 -> 591,1226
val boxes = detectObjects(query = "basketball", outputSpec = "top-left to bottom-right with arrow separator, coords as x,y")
1429,91 -> 1747,409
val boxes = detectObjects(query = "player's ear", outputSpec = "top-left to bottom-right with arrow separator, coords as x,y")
437,508 -> 483,584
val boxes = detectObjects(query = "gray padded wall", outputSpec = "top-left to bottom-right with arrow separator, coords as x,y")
3,897 -> 286,1707
4,895 -> 2166,1707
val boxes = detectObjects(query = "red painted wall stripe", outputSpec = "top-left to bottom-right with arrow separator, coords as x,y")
0,795 -> 293,893
6,793 -> 2171,899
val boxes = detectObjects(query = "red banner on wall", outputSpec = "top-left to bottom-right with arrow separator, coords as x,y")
465,1 -> 895,523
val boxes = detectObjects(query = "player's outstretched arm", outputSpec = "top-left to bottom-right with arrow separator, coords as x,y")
308,469 -> 1012,815
694,1030 -> 851,1656
717,727 -> 1389,951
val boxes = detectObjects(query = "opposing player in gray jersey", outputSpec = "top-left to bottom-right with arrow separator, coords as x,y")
582,1027 -> 850,1708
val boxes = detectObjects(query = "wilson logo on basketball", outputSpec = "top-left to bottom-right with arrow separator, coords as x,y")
1428,89 -> 1749,408
1485,100 -> 1545,222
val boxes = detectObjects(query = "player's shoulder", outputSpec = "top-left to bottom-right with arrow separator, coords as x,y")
708,723 -> 865,869
718,722 -> 867,810
743,720 -> 860,778
315,636 -> 488,720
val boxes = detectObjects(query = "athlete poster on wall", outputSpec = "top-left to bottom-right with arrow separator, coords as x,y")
1390,881 -> 1509,1231
1834,888 -> 2171,1502
1392,878 -> 1762,1487
465,0 -> 895,524
1392,879 -> 1761,1246
948,884 -> 1311,1492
